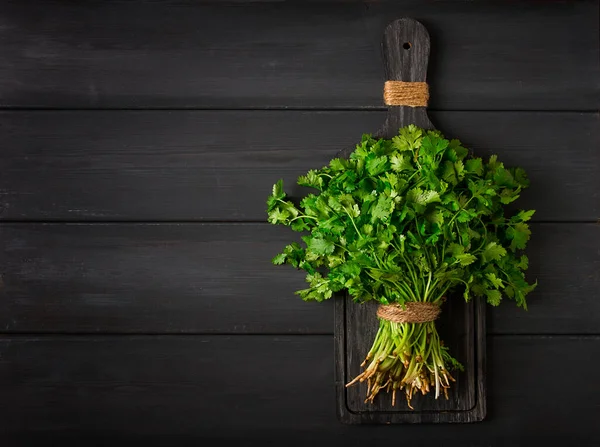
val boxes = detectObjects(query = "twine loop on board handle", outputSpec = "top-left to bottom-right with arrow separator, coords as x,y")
383,80 -> 429,108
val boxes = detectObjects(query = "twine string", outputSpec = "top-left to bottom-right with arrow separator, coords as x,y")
377,302 -> 440,324
383,81 -> 429,107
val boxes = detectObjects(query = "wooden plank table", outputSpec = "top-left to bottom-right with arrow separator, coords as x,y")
0,0 -> 598,444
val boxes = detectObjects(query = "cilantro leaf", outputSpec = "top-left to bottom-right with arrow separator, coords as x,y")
304,236 -> 335,255
511,209 -> 535,224
456,253 -> 477,266
482,242 -> 507,263
421,134 -> 449,156
366,154 -> 389,176
407,188 -> 441,206
390,154 -> 413,172
371,195 -> 394,222
329,158 -> 348,172
448,139 -> 469,160
465,158 -> 483,176
485,273 -> 504,289
506,222 -> 531,251
392,124 -> 422,152
485,289 -> 502,306
516,255 -> 529,270
271,252 -> 287,265
298,170 -> 324,190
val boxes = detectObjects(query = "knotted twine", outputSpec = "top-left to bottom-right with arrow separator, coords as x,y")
383,81 -> 429,107
377,302 -> 440,324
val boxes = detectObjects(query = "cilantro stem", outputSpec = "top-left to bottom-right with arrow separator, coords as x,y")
473,217 -> 489,252
289,215 -> 318,222
446,196 -> 475,228
455,220 -> 463,246
398,252 -> 421,295
364,269 -> 417,303
342,208 -> 361,236
423,272 -> 433,302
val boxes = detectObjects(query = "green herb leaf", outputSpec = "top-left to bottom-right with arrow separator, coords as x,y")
465,158 -> 483,176
506,222 -> 532,251
482,242 -> 507,263
305,237 -> 335,255
485,289 -> 502,306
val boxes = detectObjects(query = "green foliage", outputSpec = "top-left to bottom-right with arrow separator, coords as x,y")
267,125 -> 537,308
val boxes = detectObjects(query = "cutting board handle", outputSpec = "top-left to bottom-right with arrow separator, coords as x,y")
378,18 -> 434,138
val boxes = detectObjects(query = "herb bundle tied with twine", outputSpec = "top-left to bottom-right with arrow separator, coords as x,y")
267,121 -> 537,407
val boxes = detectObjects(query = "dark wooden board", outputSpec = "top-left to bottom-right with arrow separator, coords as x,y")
0,335 -> 598,445
335,18 -> 482,423
0,1 -> 597,110
0,111 -> 597,222
336,297 -> 485,423
1,223 -> 597,335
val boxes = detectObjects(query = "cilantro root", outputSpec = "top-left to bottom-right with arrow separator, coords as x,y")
346,319 -> 461,408
267,125 -> 537,409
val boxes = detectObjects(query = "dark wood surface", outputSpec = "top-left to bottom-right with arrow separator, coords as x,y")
0,336 -> 598,446
0,111 -> 597,221
0,0 -> 598,444
0,1 -> 597,110
0,223 -> 596,334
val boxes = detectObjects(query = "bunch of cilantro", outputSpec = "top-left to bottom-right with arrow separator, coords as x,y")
267,125 -> 537,407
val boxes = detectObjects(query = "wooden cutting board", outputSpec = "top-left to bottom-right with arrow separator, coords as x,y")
334,18 -> 486,424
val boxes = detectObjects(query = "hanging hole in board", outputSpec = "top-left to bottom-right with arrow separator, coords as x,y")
403,42 -> 412,50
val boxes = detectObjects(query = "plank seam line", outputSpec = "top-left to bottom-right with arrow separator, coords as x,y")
0,333 -> 598,338
0,220 -> 596,225
0,107 -> 597,113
